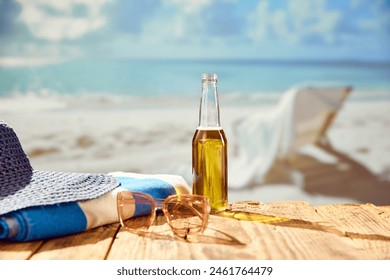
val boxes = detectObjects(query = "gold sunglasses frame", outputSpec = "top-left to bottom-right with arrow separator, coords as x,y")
117,191 -> 210,236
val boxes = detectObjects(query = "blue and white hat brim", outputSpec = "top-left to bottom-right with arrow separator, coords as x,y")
0,120 -> 119,215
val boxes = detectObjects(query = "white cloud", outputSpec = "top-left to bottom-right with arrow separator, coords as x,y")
163,0 -> 210,14
350,0 -> 365,9
159,0 -> 211,41
357,0 -> 390,34
272,11 -> 289,38
15,0 -> 112,41
134,0 -> 213,43
248,0 -> 269,42
248,0 -> 341,44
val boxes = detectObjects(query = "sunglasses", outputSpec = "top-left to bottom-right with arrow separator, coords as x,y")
117,191 -> 210,237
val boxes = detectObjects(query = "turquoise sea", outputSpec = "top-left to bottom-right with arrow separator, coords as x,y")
1,59 -> 389,101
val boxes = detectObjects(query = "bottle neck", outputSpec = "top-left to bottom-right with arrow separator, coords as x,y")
198,75 -> 221,128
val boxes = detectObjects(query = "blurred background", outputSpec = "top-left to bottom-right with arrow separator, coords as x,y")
0,0 -> 389,97
0,0 -> 390,205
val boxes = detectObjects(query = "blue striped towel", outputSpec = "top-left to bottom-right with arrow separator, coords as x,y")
0,172 -> 190,241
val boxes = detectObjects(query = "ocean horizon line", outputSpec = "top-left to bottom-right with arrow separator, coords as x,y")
1,57 -> 389,99
70,57 -> 390,67
1,56 -> 390,69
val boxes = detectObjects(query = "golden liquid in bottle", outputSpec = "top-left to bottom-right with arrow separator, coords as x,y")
192,128 -> 228,213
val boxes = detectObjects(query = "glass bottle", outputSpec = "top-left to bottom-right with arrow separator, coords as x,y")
192,73 -> 228,213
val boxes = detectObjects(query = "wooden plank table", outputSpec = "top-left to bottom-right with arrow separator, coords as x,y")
1,201 -> 389,260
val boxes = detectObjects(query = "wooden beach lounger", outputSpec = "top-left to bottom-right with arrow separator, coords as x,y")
229,86 -> 352,189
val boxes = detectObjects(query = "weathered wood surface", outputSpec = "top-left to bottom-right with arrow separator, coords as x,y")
1,202 -> 389,260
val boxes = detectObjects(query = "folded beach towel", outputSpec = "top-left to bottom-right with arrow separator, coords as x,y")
0,172 -> 190,242
229,86 -> 351,188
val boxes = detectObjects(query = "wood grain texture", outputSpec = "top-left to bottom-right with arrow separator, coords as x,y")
1,202 -> 389,260
315,204 -> 390,259
0,241 -> 42,260
30,224 -> 119,260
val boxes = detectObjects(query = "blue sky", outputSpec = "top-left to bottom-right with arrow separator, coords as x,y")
0,0 -> 389,67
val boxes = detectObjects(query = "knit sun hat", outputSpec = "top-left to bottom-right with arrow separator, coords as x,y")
0,120 -> 120,215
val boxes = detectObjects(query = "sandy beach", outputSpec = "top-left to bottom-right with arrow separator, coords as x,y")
1,92 -> 389,206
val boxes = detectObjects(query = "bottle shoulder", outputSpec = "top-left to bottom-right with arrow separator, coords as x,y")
192,127 -> 227,142
196,126 -> 223,130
